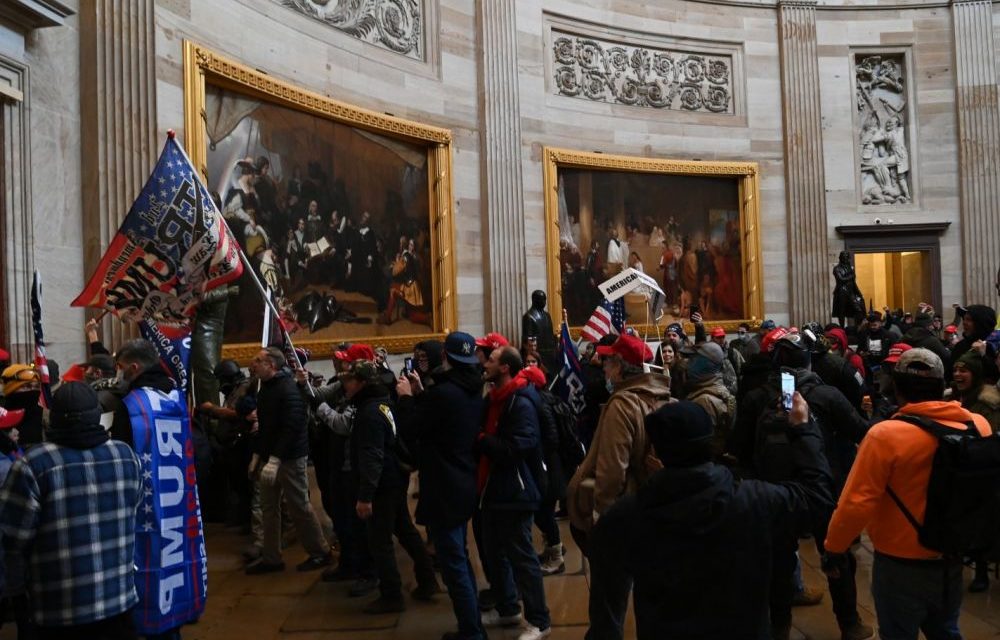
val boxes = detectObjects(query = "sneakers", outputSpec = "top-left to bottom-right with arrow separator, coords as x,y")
539,544 -> 565,576
791,586 -> 824,606
840,622 -> 875,640
411,581 -> 443,601
245,560 -> 285,575
363,596 -> 405,614
478,588 -> 497,611
296,554 -> 332,572
348,577 -> 379,598
481,609 -> 522,628
518,625 -> 551,640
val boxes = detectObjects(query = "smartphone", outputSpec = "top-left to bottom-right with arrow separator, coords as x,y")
403,357 -> 414,374
780,371 -> 795,412
688,304 -> 701,321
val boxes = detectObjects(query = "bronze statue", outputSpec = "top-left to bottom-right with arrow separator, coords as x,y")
832,251 -> 865,327
522,290 -> 556,370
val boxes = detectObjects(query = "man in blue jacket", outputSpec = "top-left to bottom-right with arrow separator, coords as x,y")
477,346 -> 551,640
397,331 -> 487,640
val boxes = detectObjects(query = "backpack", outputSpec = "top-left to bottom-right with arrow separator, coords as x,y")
753,374 -> 822,483
887,415 -> 1000,559
538,389 -> 586,472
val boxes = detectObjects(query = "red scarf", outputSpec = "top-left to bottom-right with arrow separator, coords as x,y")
476,371 -> 533,493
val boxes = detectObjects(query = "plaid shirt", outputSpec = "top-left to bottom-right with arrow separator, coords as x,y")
0,440 -> 142,626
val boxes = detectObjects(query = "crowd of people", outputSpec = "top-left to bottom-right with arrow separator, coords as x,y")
0,297 -> 997,640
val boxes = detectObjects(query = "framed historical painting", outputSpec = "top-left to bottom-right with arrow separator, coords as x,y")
182,42 -> 457,362
542,147 -> 764,336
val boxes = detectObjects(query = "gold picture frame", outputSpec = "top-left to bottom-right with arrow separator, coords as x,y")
542,147 -> 764,336
182,41 -> 457,363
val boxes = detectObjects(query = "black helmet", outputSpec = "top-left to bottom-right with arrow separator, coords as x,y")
213,359 -> 244,382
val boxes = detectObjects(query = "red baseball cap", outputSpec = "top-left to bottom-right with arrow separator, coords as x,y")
883,342 -> 913,365
710,327 -> 726,338
0,407 -> 24,430
334,344 -> 375,362
596,334 -> 654,367
944,325 -> 958,335
475,332 -> 509,350
0,348 -> 8,362
761,327 -> 789,354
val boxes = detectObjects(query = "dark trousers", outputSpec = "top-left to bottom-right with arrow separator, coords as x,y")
769,535 -> 799,633
585,530 -> 631,640
366,482 -> 436,600
431,524 -> 485,640
482,509 -> 551,631
331,470 -> 372,577
813,520 -> 860,628
534,496 -> 561,548
471,504 -> 492,588
36,610 -> 136,640
871,553 -> 962,640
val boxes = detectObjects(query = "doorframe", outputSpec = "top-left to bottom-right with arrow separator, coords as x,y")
835,223 -> 951,313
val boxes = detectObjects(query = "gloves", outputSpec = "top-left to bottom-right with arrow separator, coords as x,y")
260,456 -> 281,486
821,551 -> 849,578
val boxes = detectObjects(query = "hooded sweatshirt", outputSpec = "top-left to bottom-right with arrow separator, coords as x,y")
825,328 -> 865,379
825,400 -> 991,559
951,304 -> 999,381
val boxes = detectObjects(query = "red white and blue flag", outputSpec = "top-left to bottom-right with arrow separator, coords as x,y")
30,271 -> 52,408
553,321 -> 586,414
72,134 -> 243,325
580,298 -> 626,344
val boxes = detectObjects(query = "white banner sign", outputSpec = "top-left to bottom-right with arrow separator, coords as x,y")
598,267 -> 665,302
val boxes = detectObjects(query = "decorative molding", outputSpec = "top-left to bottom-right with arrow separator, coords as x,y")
273,0 -> 423,60
835,222 -> 951,236
551,30 -> 736,114
0,0 -> 73,30
222,331 -> 447,364
951,0 -> 1000,302
546,148 -> 758,176
778,0 -> 830,324
854,52 -> 914,206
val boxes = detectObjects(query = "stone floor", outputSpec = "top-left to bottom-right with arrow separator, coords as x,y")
4,485 -> 1000,639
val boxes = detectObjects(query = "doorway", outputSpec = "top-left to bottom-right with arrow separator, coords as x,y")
854,251 -> 933,314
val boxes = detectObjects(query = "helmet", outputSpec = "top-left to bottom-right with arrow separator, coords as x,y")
213,359 -> 244,382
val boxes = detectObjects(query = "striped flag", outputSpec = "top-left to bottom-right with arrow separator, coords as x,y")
30,271 -> 52,408
580,298 -> 626,343
553,320 -> 586,414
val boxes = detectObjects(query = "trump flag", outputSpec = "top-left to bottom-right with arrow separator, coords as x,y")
73,133 -> 243,325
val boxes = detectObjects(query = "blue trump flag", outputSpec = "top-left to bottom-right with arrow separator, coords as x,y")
125,387 -> 207,634
137,319 -> 192,391
553,321 -> 587,414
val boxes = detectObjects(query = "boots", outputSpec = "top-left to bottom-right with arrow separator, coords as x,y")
540,544 -> 565,576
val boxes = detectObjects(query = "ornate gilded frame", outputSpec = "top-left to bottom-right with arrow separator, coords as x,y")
182,41 -> 457,363
542,147 -> 764,336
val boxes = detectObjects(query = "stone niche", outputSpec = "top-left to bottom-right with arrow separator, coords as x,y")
273,0 -> 423,60
551,29 -> 736,115
854,52 -> 913,206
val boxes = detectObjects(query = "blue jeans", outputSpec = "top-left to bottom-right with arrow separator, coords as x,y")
871,553 -> 962,640
483,509 -> 551,630
431,524 -> 485,639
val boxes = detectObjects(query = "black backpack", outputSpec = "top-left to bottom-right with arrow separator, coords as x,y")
753,375 -> 822,482
887,415 -> 1000,559
537,389 -> 586,472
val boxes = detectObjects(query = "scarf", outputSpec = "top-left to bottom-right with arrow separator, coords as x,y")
46,421 -> 110,450
477,372 -> 530,493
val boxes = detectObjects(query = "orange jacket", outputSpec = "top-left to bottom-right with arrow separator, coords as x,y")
825,400 -> 991,559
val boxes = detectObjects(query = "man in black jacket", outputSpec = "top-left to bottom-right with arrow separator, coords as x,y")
345,359 -> 438,615
589,397 -> 833,640
902,312 -> 952,378
245,347 -> 331,575
397,331 -> 487,640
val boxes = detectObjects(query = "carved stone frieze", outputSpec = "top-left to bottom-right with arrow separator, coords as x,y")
855,54 -> 912,206
551,31 -> 734,114
276,0 -> 422,59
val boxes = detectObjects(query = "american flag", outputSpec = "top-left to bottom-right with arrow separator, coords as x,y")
30,271 -> 52,408
554,320 -> 586,414
580,298 -> 626,343
72,133 -> 243,325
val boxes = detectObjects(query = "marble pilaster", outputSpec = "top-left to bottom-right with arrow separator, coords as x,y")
478,0 -> 528,340
778,0 -> 829,324
80,0 -> 157,347
951,0 -> 1000,302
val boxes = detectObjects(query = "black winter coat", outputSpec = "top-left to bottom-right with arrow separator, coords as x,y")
110,366 -> 176,448
349,384 -> 404,503
256,369 -> 309,461
478,385 -> 546,511
903,327 -> 952,376
589,422 -> 834,640
397,366 -> 485,529
534,389 -> 567,502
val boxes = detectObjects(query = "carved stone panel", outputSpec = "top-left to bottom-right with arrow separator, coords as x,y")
275,0 -> 423,60
854,53 -> 913,206
551,31 -> 735,114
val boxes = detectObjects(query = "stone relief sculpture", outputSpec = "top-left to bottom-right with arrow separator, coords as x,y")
855,54 -> 911,205
276,0 -> 422,59
552,31 -> 734,114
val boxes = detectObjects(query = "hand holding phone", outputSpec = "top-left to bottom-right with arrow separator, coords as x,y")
780,371 -> 795,412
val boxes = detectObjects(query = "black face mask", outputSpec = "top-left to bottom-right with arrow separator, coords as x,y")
4,390 -> 41,413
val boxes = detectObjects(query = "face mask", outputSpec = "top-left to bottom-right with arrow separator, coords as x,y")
605,378 -> 615,394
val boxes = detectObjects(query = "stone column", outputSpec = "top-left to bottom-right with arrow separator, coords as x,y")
79,0 -> 157,348
777,0 -> 829,323
477,0 -> 528,340
951,0 -> 1000,302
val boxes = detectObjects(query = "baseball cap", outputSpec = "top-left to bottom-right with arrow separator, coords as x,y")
710,327 -> 726,338
0,407 -> 24,430
339,359 -> 380,383
760,327 -> 789,354
894,348 -> 945,379
695,341 -> 725,364
475,332 -> 509,350
760,319 -> 776,331
334,344 -> 375,362
944,325 -> 958,335
444,331 -> 479,365
596,334 -> 654,367
0,348 -> 8,362
882,342 -> 912,365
